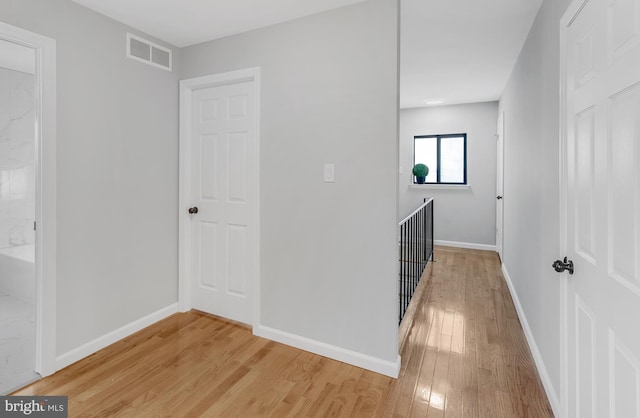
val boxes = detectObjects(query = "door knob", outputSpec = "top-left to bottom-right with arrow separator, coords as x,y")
497,195 -> 503,200
552,257 -> 574,274
188,206 -> 198,214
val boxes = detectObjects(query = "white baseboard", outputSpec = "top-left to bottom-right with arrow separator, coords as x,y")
501,264 -> 561,417
434,240 -> 496,252
254,325 -> 401,378
56,303 -> 179,371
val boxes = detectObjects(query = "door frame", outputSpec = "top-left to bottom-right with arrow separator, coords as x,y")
496,111 -> 504,259
0,22 -> 57,377
559,0 -> 590,416
178,67 -> 261,328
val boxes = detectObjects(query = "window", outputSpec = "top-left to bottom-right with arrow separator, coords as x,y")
414,133 -> 467,184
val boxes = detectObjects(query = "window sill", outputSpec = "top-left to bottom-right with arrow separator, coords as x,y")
409,184 -> 470,190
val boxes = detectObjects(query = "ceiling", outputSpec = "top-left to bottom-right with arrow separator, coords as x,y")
72,0 -> 542,109
401,0 -> 542,108
71,0 -> 367,48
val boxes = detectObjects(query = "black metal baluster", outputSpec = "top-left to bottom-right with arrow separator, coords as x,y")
399,224 -> 402,323
403,221 -> 407,321
411,216 -> 415,301
407,216 -> 411,308
409,216 -> 411,315
421,206 -> 425,271
431,200 -> 434,261
418,209 -> 422,283
403,222 -> 406,321
423,203 -> 427,267
400,223 -> 404,322
411,216 -> 415,311
399,199 -> 435,325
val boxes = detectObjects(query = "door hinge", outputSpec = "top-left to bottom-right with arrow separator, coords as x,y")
34,221 -> 36,231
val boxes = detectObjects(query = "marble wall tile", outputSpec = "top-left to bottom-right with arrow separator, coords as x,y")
0,67 -> 35,251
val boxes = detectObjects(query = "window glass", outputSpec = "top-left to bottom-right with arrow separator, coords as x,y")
440,136 -> 465,183
413,134 -> 467,184
414,137 -> 437,183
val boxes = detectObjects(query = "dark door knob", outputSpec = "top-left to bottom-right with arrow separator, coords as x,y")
552,257 -> 574,274
188,207 -> 198,214
497,195 -> 503,200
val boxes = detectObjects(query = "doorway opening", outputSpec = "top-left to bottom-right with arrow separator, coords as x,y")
0,22 -> 57,393
0,37 -> 37,394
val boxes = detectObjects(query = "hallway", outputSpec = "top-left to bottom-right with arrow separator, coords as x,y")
386,246 -> 552,417
13,247 -> 552,417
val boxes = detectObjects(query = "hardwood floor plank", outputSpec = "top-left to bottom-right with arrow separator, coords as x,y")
445,387 -> 463,418
381,298 -> 434,417
406,305 -> 442,416
477,367 -> 498,418
462,316 -> 479,418
426,323 -> 452,418
12,247 -> 553,417
447,313 -> 465,391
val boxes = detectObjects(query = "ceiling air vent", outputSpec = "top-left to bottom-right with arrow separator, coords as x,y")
126,33 -> 172,72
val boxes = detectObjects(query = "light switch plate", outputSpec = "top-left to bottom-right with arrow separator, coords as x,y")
324,163 -> 335,182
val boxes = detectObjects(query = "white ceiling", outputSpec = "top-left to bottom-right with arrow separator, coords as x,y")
71,0 -> 367,48
401,0 -> 542,108
72,0 -> 542,109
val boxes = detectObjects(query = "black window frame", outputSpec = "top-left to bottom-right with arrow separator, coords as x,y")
413,133 -> 468,185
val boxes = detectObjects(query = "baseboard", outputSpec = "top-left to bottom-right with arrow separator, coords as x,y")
56,303 -> 179,371
434,240 -> 496,252
501,264 -> 561,417
254,325 -> 401,378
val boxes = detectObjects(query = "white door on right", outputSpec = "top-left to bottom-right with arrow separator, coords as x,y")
562,0 -> 640,416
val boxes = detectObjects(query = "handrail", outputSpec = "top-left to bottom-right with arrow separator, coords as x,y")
399,197 -> 434,226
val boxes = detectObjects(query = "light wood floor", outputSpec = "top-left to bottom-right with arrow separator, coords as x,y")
14,247 -> 553,417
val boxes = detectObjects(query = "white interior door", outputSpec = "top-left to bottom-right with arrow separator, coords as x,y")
562,0 -> 640,416
496,112 -> 504,259
188,79 -> 257,325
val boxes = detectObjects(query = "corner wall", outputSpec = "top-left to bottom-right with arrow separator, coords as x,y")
399,102 -> 498,247
0,0 -> 181,357
181,0 -> 400,372
499,0 -> 572,413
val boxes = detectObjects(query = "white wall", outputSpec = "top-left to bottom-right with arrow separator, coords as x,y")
0,0 -> 181,356
399,102 -> 498,247
499,0 -> 572,413
181,0 -> 400,369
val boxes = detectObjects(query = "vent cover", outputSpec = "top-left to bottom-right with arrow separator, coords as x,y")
126,33 -> 172,72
